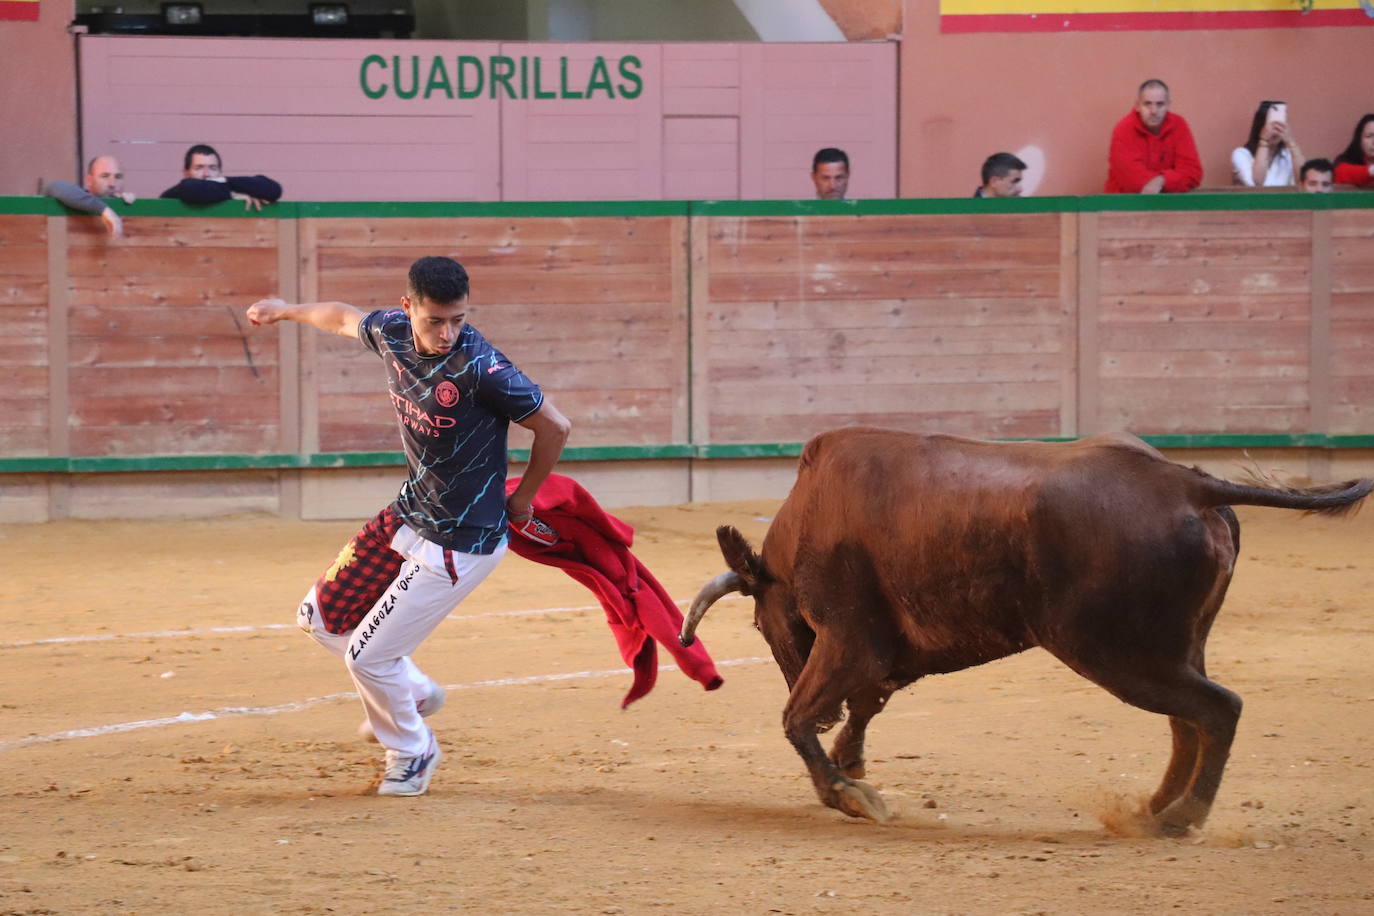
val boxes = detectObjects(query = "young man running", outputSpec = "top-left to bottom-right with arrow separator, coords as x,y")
248,256 -> 570,796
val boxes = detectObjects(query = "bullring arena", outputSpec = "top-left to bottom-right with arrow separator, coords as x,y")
2,499 -> 1373,914
5,2 -> 1374,913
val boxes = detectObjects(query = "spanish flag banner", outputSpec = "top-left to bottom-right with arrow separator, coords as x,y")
941,0 -> 1374,32
0,0 -> 39,21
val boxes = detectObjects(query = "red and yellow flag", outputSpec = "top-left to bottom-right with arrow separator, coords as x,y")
941,0 -> 1374,32
0,0 -> 39,21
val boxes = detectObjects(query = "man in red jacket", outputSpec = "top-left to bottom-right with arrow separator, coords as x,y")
1105,79 -> 1203,194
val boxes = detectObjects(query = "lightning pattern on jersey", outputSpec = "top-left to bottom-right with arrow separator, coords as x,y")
359,309 -> 543,554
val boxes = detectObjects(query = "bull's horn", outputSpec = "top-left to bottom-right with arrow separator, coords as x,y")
679,571 -> 743,647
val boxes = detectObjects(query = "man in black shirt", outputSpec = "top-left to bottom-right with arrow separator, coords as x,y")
248,256 -> 570,796
161,144 -> 282,210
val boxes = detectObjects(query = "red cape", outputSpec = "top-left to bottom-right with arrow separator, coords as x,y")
505,474 -> 724,707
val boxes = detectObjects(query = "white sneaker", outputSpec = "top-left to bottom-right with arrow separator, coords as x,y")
358,683 -> 447,741
377,730 -> 442,797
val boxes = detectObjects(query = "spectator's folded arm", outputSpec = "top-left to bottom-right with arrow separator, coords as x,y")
159,178 -> 233,204
44,180 -> 107,215
227,175 -> 283,202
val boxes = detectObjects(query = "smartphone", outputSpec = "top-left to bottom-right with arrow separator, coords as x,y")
1266,103 -> 1288,125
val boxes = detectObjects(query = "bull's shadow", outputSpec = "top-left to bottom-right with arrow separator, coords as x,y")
681,428 -> 1371,837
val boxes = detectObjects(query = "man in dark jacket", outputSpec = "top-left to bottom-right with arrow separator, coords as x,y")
160,144 -> 282,209
1104,80 -> 1202,195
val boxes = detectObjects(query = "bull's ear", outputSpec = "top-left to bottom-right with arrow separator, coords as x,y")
716,525 -> 765,593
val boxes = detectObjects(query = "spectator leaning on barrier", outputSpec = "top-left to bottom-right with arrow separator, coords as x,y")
160,144 -> 283,210
811,147 -> 850,200
1105,79 -> 1203,195
44,154 -> 136,237
974,153 -> 1027,198
1332,114 -> 1374,188
1231,101 -> 1305,188
1299,159 -> 1334,194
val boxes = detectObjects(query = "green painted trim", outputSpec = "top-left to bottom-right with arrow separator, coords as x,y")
1142,433 -> 1332,449
693,443 -> 806,459
690,197 -> 1083,217
1075,193 -> 1374,213
0,458 -> 69,472
4,194 -> 1370,220
298,201 -> 690,219
67,454 -> 303,472
0,197 -> 299,218
0,197 -> 66,215
690,193 -> 1374,217
560,444 -> 695,461
120,200 -> 300,219
301,451 -> 404,468
0,444 -> 696,475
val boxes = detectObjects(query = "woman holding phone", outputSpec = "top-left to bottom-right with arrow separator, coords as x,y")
1231,100 -> 1304,187
1333,114 -> 1374,188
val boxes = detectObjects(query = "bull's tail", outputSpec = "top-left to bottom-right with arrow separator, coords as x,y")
1192,470 -> 1373,517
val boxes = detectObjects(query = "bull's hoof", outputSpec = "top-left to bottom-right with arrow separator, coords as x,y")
831,779 -> 890,823
1155,797 -> 1210,837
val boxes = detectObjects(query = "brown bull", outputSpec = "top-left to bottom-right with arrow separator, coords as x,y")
680,428 -> 1371,835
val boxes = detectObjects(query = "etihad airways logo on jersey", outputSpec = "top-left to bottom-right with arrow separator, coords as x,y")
389,391 -> 456,438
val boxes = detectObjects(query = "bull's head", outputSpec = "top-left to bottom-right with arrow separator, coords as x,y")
679,525 -> 767,647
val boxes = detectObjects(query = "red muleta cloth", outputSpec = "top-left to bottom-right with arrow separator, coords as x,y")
505,473 -> 724,707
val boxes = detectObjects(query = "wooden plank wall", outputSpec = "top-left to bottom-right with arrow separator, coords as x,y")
63,217 -> 282,455
695,213 -> 1073,444
0,216 -> 48,455
3,206 -> 1372,471
1329,211 -> 1374,434
1094,211 -> 1314,434
307,216 -> 687,454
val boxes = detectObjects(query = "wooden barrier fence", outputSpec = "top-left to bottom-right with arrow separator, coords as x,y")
1,194 -> 1371,519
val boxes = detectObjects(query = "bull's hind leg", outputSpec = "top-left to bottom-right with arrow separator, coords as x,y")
829,683 -> 898,779
782,636 -> 890,822
1150,716 -> 1203,816
1078,662 -> 1241,836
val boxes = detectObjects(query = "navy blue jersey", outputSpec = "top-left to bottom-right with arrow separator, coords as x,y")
358,309 -> 543,553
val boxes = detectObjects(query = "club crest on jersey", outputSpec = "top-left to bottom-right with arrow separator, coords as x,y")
435,380 -> 460,408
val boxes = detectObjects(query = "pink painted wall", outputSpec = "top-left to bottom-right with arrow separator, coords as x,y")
899,1 -> 1374,198
79,36 -> 897,201
0,0 -> 78,195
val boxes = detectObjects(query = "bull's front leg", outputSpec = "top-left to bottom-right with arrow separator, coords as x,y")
781,640 -> 890,823
828,683 -> 898,779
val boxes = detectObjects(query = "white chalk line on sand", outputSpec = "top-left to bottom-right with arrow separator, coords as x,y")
1,597 -> 747,650
0,656 -> 768,754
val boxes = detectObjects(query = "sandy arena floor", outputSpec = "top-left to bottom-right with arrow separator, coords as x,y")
1,497 -> 1372,915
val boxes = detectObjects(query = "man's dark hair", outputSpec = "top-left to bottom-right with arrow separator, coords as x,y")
981,152 -> 1027,186
812,147 -> 849,172
1138,78 -> 1169,96
408,256 -> 470,304
1335,113 -> 1374,167
1300,158 -> 1334,181
183,144 -> 220,170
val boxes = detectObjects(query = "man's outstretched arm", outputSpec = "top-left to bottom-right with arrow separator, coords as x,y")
247,298 -> 365,339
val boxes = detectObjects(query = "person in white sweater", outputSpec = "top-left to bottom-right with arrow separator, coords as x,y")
1231,101 -> 1305,188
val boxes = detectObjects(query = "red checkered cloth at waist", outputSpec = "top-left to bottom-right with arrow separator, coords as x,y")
313,506 -> 406,634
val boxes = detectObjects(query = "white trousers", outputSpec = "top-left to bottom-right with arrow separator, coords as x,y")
298,524 -> 506,756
